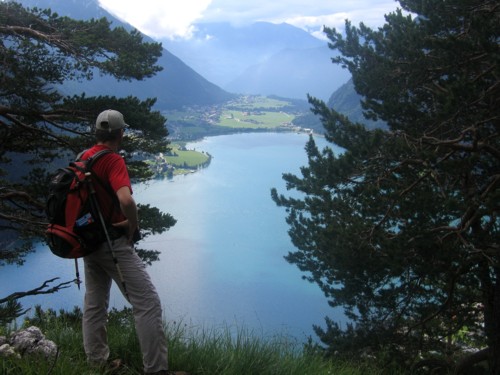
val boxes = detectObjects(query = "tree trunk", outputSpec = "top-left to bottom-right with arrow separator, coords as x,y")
491,268 -> 500,375
455,348 -> 489,374
478,261 -> 497,374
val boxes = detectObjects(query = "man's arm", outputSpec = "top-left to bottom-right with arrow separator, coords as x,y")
115,185 -> 138,243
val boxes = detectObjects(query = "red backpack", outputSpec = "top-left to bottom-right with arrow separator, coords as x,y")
45,149 -> 114,258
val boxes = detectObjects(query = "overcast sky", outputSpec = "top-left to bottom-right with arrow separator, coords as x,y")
97,0 -> 401,40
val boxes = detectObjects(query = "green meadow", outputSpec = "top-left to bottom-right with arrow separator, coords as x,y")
163,144 -> 210,168
218,110 -> 294,129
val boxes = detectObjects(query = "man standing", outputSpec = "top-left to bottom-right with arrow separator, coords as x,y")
81,109 -> 170,375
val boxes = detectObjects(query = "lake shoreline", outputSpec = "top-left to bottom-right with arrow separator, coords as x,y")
2,132 -> 343,342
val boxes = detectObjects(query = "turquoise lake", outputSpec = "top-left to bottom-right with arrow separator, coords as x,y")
2,132 -> 345,342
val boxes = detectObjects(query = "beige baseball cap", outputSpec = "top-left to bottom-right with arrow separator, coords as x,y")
95,109 -> 129,132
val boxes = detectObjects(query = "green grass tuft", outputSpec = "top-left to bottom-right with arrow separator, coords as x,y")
1,307 -> 397,375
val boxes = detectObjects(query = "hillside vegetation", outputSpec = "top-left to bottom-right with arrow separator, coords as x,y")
1,307 -> 401,375
152,95 -> 316,176
165,95 -> 316,141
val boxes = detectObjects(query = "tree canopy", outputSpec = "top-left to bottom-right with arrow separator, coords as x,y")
272,0 -> 499,372
0,2 -> 175,266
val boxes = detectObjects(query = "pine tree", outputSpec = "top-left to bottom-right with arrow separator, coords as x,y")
272,0 -> 499,372
0,2 -> 174,265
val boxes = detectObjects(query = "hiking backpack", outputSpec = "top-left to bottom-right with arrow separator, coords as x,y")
45,149 -> 114,258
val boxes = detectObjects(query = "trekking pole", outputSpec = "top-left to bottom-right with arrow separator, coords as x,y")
74,259 -> 82,290
86,173 -> 130,302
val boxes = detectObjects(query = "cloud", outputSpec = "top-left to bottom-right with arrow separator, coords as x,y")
98,0 -> 401,40
281,14 -> 350,40
98,0 -> 212,39
282,3 -> 399,39
202,0 -> 398,27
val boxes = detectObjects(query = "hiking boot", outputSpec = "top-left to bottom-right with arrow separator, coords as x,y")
105,359 -> 123,373
88,358 -> 123,374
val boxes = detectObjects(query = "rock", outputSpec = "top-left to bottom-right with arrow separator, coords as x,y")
6,326 -> 58,358
0,343 -> 21,359
11,326 -> 44,352
35,338 -> 58,357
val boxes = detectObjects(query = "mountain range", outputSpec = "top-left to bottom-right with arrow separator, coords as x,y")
16,0 -> 352,109
160,22 -> 351,101
17,0 -> 234,110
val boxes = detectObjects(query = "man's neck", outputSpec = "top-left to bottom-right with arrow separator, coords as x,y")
97,141 -> 119,152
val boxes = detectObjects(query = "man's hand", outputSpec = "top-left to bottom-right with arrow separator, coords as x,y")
112,220 -> 141,243
115,186 -> 139,244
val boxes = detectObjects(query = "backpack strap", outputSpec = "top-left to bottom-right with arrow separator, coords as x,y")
76,148 -> 113,167
77,149 -> 120,222
85,149 -> 117,197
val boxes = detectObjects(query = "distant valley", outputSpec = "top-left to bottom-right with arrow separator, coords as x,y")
160,22 -> 351,101
16,0 -> 379,134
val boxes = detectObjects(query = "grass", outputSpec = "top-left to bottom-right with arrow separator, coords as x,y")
1,307 -> 396,375
229,96 -> 292,110
218,110 -> 294,129
217,97 -> 296,129
146,144 -> 211,177
163,144 -> 210,168
163,95 -> 298,135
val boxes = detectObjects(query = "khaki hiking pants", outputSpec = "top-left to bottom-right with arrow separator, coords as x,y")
82,236 -> 169,373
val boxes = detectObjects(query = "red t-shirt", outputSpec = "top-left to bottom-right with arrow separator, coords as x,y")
80,145 -> 131,224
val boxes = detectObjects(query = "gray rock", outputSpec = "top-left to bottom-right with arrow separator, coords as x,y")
11,326 -> 43,352
0,343 -> 20,358
7,326 -> 58,358
35,338 -> 58,357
